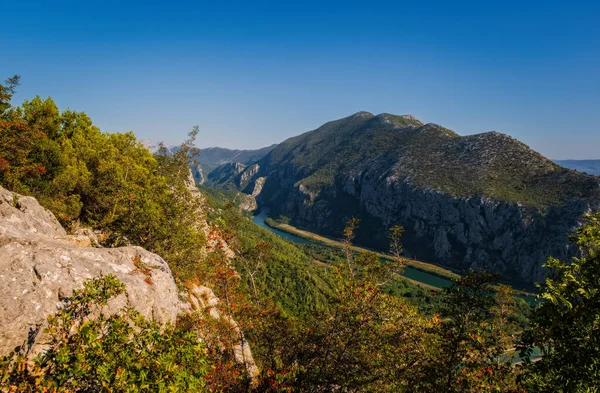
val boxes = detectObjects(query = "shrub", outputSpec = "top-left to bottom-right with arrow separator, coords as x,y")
0,275 -> 210,392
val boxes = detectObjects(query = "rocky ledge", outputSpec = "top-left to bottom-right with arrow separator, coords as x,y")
0,185 -> 257,378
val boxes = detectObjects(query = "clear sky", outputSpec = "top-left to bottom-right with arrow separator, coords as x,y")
2,0 -> 599,159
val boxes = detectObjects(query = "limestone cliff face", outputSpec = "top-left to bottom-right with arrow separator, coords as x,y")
239,112 -> 600,285
0,185 -> 181,356
190,163 -> 205,185
295,175 -> 594,283
236,163 -> 260,191
238,193 -> 258,212
0,185 -> 257,378
251,177 -> 266,197
207,162 -> 246,186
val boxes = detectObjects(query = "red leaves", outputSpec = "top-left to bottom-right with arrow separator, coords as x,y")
481,366 -> 493,374
0,157 -> 9,172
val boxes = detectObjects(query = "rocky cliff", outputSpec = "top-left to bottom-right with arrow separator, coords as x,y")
0,185 -> 257,378
190,162 -> 206,184
237,112 -> 600,284
207,162 -> 246,186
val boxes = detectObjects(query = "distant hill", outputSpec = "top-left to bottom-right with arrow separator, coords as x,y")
196,145 -> 277,168
143,141 -> 276,185
192,145 -> 276,185
232,112 -> 600,285
554,160 -> 600,176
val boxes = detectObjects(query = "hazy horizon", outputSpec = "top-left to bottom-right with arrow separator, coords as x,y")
3,0 -> 599,159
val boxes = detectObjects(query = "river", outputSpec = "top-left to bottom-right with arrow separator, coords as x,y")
252,207 -> 453,289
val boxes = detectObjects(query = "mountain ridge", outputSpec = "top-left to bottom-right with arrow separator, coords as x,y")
226,112 -> 600,284
143,141 -> 277,185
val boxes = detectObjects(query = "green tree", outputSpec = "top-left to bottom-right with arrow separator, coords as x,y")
0,78 -> 50,193
0,77 -> 208,281
0,75 -> 19,114
247,218 -> 436,393
520,213 -> 600,393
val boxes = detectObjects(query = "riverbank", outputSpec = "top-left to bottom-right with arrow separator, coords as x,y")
263,216 -> 535,297
264,217 -> 460,281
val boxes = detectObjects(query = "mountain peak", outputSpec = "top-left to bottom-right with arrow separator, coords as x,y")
374,113 -> 425,127
351,111 -> 374,118
399,114 -> 424,124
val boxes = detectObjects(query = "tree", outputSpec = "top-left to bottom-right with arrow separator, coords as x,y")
519,213 -> 600,392
0,79 -> 208,280
0,75 -> 19,114
423,269 -> 522,393
0,77 -> 49,193
389,224 -> 405,260
341,217 -> 359,278
254,218 -> 437,393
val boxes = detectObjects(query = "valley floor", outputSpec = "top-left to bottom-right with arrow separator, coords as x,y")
261,214 -> 535,296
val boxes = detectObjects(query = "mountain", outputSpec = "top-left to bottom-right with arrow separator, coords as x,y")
207,161 -> 247,186
197,145 -> 278,168
554,159 -> 600,176
234,112 -> 600,285
192,145 -> 276,183
144,142 -> 277,185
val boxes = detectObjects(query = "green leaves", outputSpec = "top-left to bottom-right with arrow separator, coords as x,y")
0,75 -> 19,114
519,213 -> 600,392
0,78 -> 209,282
0,275 -> 210,392
420,270 -> 524,392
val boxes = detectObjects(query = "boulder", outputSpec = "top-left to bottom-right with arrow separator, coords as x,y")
0,185 -> 183,356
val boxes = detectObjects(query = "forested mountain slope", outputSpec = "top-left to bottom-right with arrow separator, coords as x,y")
235,112 -> 600,284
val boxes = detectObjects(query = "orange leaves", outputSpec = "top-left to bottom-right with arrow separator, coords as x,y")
0,157 -> 9,172
0,109 -> 49,190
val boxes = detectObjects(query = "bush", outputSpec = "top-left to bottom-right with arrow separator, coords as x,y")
0,275 -> 210,392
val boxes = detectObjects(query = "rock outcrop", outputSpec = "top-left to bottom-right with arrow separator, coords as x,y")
238,193 -> 258,212
251,177 -> 266,197
236,163 -> 260,191
188,286 -> 258,378
190,163 -> 206,185
0,185 -> 257,379
207,162 -> 246,186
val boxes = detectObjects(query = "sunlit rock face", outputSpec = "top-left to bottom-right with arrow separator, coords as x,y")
0,185 -> 259,380
0,185 -> 182,356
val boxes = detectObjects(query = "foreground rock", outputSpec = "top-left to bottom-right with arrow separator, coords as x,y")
0,185 -> 257,380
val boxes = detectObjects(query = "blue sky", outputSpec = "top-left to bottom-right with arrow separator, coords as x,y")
2,0 -> 599,159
